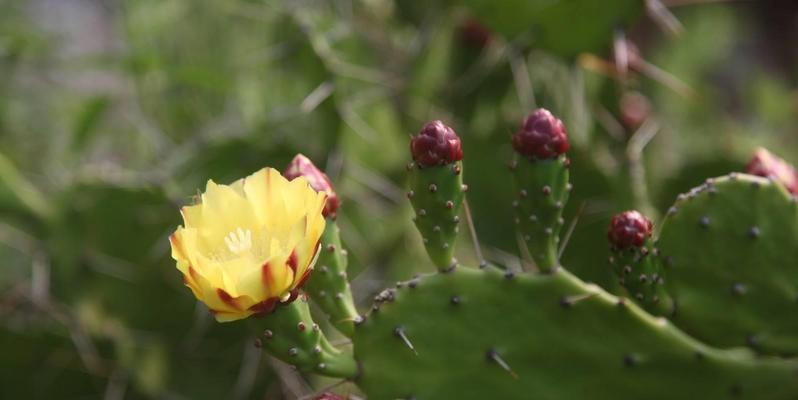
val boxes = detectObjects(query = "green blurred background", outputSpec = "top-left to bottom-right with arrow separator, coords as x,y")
1,0 -> 797,398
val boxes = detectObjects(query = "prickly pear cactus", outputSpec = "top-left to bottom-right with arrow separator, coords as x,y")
407,121 -> 466,271
657,174 -> 798,354
168,112 -> 798,399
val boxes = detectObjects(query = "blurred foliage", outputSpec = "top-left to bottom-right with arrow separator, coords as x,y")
1,0 -> 798,398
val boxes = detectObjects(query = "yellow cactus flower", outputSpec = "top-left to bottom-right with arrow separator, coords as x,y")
169,168 -> 327,322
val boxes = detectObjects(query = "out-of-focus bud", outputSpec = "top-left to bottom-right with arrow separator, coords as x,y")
745,148 -> 798,194
284,154 -> 341,218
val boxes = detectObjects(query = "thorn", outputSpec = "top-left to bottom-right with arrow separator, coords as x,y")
747,226 -> 760,239
699,216 -> 710,228
558,202 -> 585,259
560,292 -> 597,308
623,353 -> 637,367
406,190 -> 414,199
263,330 -> 274,339
445,200 -> 454,209
450,295 -> 461,305
486,348 -> 518,379
394,326 -> 418,355
519,189 -> 528,198
298,322 -> 306,331
463,198 -> 486,268
428,184 -> 437,193
288,348 -> 299,357
731,283 -> 747,297
542,186 -> 551,196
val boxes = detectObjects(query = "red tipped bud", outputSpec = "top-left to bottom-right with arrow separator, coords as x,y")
745,148 -> 798,194
512,108 -> 570,160
459,18 -> 492,49
608,210 -> 653,249
314,393 -> 344,400
284,154 -> 340,218
410,120 -> 463,167
619,91 -> 651,130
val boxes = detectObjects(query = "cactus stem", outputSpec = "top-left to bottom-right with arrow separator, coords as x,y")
393,326 -> 418,355
486,348 -> 518,379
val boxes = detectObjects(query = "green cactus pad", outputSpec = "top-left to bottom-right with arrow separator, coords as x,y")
657,174 -> 798,354
256,297 -> 356,378
511,155 -> 570,271
610,242 -> 673,316
408,162 -> 466,270
353,267 -> 798,399
303,221 -> 359,337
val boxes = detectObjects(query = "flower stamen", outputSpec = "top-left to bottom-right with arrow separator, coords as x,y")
224,227 -> 253,254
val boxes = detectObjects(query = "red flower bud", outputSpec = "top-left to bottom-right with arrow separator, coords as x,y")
459,18 -> 492,49
512,108 -> 570,160
745,148 -> 798,194
284,154 -> 340,218
608,210 -> 653,249
410,120 -> 464,167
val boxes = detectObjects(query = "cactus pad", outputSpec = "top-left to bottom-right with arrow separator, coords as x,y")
353,267 -> 798,399
657,174 -> 798,354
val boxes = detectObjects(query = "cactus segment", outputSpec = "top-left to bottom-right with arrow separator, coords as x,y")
510,155 -> 570,271
408,162 -> 466,271
303,221 -> 359,337
257,296 -> 357,378
353,267 -> 798,399
658,174 -> 798,354
609,241 -> 673,316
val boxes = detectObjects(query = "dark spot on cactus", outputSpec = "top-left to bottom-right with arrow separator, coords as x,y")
623,354 -> 637,367
254,338 -> 262,348
667,206 -> 678,216
751,180 -> 760,189
445,200 -> 454,209
479,260 -> 488,269
558,217 -> 564,225
544,227 -> 553,235
508,160 -> 518,171
288,348 -> 299,357
406,163 -> 415,171
664,256 -> 674,267
699,216 -> 710,228
512,200 -> 519,208
406,190 -> 414,199
694,351 -> 705,361
622,265 -> 632,275
461,184 -> 469,192
263,329 -> 274,339
298,322 -> 306,332
317,363 -> 326,370
524,234 -> 531,242
428,184 -> 437,193
608,256 -> 615,264
452,164 -> 461,175
635,293 -> 644,301
514,217 -> 521,224
554,201 -> 563,209
730,172 -> 739,180
519,189 -> 528,197
354,315 -> 366,325
422,237 -> 429,244
504,271 -> 515,280
313,345 -> 321,354
747,226 -> 760,239
542,186 -> 552,196
450,295 -> 461,305
639,274 -> 648,284
433,225 -> 441,232
746,334 -> 761,349
327,244 -> 336,252
566,183 -> 573,192
418,209 -> 427,217
616,298 -> 627,308
335,292 -> 344,300
731,283 -> 747,297
408,280 -> 418,289
442,260 -> 457,273
529,214 -> 538,222
730,384 -> 743,397
559,296 -> 573,308
312,323 -> 320,332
